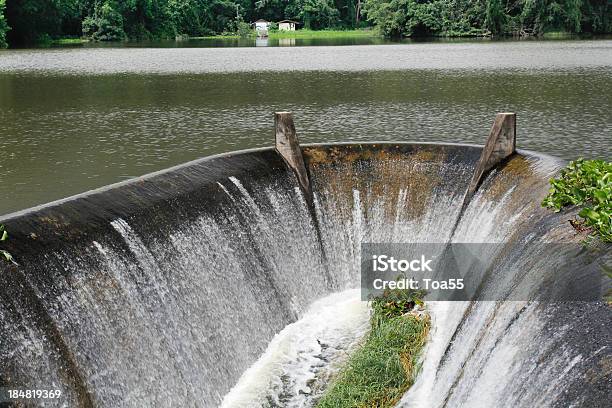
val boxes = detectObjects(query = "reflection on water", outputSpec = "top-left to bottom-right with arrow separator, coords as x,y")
27,35 -> 391,49
16,34 -> 611,49
278,38 -> 296,47
0,41 -> 610,215
254,37 -> 299,47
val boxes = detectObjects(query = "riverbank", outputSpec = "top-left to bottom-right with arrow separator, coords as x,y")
42,30 -> 609,48
187,29 -> 379,41
52,37 -> 89,45
269,29 -> 379,39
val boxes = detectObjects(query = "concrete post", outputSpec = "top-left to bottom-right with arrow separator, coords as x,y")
448,112 -> 517,243
273,112 -> 334,288
275,112 -> 312,198
465,113 -> 516,201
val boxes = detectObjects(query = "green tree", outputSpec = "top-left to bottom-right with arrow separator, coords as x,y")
364,0 -> 610,37
5,0 -> 63,43
362,0 -> 442,37
294,0 -> 341,29
1,0 -> 610,45
165,0 -> 237,36
485,0 -> 505,34
0,0 -> 9,48
362,0 -> 409,37
254,0 -> 287,21
82,0 -> 125,40
581,0 -> 612,33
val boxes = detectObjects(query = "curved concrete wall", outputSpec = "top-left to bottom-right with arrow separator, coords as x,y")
0,143 -> 608,407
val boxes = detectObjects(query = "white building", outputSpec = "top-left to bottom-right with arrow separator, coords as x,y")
278,20 -> 298,31
254,19 -> 270,37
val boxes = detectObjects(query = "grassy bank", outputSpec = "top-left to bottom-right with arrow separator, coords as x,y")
46,30 -> 376,45
541,31 -> 581,39
49,29 -> 601,46
189,29 -> 379,41
317,289 -> 429,408
188,34 -> 240,40
269,29 -> 380,39
52,37 -> 89,45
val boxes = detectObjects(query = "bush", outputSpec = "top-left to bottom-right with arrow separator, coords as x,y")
236,20 -> 252,38
542,158 -> 611,242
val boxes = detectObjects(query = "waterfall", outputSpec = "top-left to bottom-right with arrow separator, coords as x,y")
0,144 -> 608,407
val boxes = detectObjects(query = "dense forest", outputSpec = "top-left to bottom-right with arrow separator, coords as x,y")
0,0 -> 610,47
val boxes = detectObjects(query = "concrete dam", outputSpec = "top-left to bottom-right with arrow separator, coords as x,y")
0,115 -> 609,407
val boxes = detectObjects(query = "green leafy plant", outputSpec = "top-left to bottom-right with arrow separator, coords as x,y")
235,20 -> 252,38
542,158 -> 611,242
370,286 -> 426,322
0,224 -> 16,264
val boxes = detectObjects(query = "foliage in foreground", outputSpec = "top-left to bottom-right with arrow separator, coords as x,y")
0,224 -> 15,264
317,289 -> 429,408
542,158 -> 611,242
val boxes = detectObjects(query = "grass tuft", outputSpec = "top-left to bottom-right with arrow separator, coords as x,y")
317,289 -> 429,408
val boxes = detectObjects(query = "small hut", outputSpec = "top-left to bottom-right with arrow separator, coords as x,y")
253,19 -> 271,37
278,20 -> 299,31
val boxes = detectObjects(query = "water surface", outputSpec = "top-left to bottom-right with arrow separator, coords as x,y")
0,40 -> 610,215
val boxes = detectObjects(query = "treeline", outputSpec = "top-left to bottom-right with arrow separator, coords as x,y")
364,0 -> 612,37
0,0 -> 365,45
0,0 -> 610,47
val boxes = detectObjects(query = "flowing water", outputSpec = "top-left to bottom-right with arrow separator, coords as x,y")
0,39 -> 611,215
1,143 -> 608,407
220,289 -> 369,408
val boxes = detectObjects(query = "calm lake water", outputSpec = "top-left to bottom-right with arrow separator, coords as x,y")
0,39 -> 611,215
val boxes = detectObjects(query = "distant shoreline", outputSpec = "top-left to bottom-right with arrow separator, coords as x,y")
39,29 -> 611,47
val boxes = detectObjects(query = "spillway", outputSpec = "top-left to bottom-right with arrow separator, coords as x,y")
0,142 -> 609,407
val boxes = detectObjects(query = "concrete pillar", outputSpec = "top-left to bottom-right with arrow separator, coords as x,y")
273,112 -> 335,287
274,112 -> 312,198
465,113 -> 516,201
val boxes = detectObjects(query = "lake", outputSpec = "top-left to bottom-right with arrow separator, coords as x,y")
0,38 -> 610,215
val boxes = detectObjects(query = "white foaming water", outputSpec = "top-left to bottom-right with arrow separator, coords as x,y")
220,289 -> 369,408
398,180 -> 515,408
